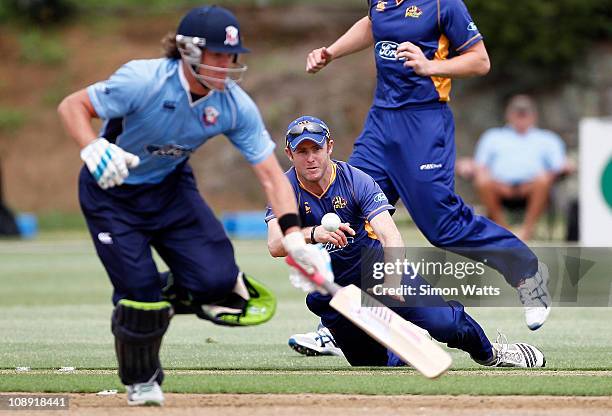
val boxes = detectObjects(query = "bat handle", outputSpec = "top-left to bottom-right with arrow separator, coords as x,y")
285,255 -> 338,295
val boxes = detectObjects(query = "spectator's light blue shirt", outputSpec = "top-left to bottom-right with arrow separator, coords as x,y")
474,126 -> 565,184
87,58 -> 275,184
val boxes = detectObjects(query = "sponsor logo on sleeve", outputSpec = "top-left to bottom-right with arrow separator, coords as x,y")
373,192 -> 388,203
467,22 -> 478,31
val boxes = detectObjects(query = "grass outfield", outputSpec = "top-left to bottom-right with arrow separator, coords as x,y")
1,235 -> 611,395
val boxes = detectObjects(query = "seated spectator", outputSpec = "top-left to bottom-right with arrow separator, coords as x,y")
458,95 -> 573,241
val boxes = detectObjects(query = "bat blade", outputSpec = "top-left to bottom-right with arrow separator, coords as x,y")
284,255 -> 451,378
330,285 -> 452,378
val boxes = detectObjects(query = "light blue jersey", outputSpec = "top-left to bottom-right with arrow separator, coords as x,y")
87,58 -> 275,184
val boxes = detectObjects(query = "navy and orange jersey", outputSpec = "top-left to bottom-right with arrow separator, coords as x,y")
265,160 -> 394,286
368,0 -> 483,108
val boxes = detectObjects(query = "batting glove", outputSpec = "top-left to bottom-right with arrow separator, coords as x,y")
80,138 -> 140,189
283,231 -> 334,294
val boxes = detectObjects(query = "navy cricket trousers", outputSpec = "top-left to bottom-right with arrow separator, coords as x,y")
349,103 -> 538,286
79,162 -> 239,305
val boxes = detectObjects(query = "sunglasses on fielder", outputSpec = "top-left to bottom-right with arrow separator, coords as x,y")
285,121 -> 330,140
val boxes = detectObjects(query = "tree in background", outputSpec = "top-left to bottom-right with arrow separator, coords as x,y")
1,0 -> 73,25
469,0 -> 612,93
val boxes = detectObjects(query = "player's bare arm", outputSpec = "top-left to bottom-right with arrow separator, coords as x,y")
254,153 -> 328,264
369,211 -> 405,300
57,89 -> 99,149
306,16 -> 373,73
252,154 -> 300,234
369,211 -> 404,247
397,40 -> 490,78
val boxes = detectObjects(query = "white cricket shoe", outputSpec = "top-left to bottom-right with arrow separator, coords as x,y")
517,261 -> 551,330
476,332 -> 546,368
288,325 -> 344,357
126,381 -> 164,406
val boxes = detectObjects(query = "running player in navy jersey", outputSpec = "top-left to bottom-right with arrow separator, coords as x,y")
266,115 -> 545,369
58,6 -> 328,406
305,0 -> 550,331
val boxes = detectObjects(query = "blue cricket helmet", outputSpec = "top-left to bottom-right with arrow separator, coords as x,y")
177,5 -> 249,54
175,5 -> 249,90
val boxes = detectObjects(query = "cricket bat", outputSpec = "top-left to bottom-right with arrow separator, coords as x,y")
286,255 -> 452,379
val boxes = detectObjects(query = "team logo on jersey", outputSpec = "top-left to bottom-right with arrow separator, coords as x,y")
376,1 -> 386,12
332,196 -> 348,209
467,22 -> 478,31
203,106 -> 220,126
405,5 -> 423,18
304,201 -> 312,215
375,41 -> 400,61
224,25 -> 239,46
373,192 -> 388,203
146,144 -> 194,158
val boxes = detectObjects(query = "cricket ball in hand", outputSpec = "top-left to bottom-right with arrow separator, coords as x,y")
321,213 -> 341,232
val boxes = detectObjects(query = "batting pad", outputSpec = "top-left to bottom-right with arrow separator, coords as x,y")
111,300 -> 172,385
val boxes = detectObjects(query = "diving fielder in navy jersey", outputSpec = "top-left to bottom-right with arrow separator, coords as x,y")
266,116 -> 545,368
305,0 -> 551,331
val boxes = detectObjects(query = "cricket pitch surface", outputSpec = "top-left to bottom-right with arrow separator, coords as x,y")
4,393 -> 612,416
